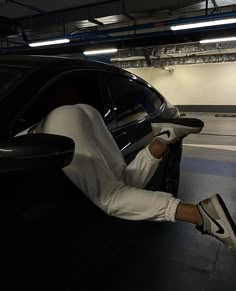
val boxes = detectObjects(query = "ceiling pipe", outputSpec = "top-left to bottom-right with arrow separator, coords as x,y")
45,11 -> 236,41
2,22 -> 236,54
2,10 -> 236,53
1,8 -> 232,40
72,23 -> 236,44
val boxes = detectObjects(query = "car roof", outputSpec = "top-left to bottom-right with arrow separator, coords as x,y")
0,55 -> 122,72
0,55 -> 152,89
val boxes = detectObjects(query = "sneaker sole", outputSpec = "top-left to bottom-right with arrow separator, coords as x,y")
212,194 -> 236,246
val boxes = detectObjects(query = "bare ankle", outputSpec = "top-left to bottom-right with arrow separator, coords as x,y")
149,141 -> 168,159
175,203 -> 201,225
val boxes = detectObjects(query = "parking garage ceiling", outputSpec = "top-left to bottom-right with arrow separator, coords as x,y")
0,1 -> 204,18
1,0 -> 236,66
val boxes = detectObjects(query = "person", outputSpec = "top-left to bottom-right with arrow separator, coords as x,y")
29,102 -> 236,254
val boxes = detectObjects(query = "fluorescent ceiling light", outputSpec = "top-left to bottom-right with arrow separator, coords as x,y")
83,48 -> 118,55
200,36 -> 236,43
171,18 -> 236,31
29,38 -> 70,47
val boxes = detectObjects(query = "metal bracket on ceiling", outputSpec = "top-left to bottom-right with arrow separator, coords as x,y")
122,0 -> 135,22
144,52 -> 152,66
210,0 -> 221,14
123,12 -> 136,21
205,0 -> 209,15
88,18 -> 104,26
206,0 -> 222,16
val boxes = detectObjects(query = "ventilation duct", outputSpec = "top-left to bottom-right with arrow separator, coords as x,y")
111,41 -> 236,67
153,53 -> 236,66
151,42 -> 236,58
113,42 -> 236,60
112,53 -> 236,68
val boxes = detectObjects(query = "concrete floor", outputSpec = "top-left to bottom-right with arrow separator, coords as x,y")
72,113 -> 236,291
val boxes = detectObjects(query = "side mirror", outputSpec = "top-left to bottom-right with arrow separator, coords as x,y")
0,134 -> 75,173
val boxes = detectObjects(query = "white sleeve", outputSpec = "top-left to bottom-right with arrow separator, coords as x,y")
123,145 -> 162,188
34,104 -> 181,222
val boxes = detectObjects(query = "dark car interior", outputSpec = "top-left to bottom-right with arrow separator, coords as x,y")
11,71 -> 104,136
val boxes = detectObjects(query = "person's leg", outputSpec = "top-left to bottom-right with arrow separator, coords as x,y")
124,117 -> 204,188
175,203 -> 200,224
34,104 -> 180,222
122,141 -> 168,188
176,195 -> 236,253
149,140 -> 168,158
152,118 -> 204,144
77,104 -> 167,189
34,104 -> 236,253
68,105 -> 200,189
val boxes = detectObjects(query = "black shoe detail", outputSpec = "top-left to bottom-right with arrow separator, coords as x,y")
199,202 -> 225,235
216,194 -> 236,236
154,130 -> 170,138
174,118 -> 204,128
155,118 -> 204,128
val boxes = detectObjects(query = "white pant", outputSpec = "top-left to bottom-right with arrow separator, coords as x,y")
33,104 -> 180,222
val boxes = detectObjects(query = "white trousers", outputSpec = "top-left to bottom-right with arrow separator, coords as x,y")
33,104 -> 181,222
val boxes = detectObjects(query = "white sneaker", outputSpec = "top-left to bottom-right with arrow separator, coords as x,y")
197,194 -> 236,254
152,118 -> 204,144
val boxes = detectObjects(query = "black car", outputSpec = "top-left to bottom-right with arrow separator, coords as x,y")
0,55 -> 181,188
0,55 -> 182,290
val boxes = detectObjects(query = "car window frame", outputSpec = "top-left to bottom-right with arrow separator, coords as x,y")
10,68 -> 107,136
105,72 -> 164,129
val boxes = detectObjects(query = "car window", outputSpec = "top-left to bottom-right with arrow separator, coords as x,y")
0,67 -> 28,97
106,73 -> 163,127
12,70 -> 103,134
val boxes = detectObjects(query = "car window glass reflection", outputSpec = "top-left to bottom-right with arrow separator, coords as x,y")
107,74 -> 162,127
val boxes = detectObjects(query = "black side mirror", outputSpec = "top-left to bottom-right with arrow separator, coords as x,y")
0,134 -> 75,173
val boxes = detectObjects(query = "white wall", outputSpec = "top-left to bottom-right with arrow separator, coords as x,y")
128,63 -> 236,105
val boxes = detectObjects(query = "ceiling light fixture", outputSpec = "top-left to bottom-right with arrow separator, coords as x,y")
29,38 -> 70,47
170,18 -> 236,31
200,36 -> 236,43
83,48 -> 118,55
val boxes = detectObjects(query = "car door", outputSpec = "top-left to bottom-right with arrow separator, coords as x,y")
105,72 -> 163,160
